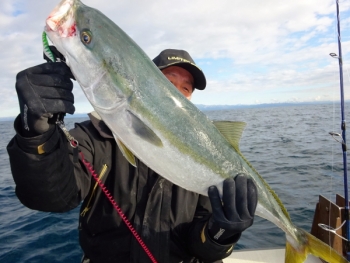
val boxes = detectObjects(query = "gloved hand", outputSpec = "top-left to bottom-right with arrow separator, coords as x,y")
207,174 -> 258,244
15,62 -> 75,137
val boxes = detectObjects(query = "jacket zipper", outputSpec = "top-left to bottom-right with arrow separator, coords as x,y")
80,164 -> 108,217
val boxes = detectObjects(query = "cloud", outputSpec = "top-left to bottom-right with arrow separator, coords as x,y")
0,0 -> 349,117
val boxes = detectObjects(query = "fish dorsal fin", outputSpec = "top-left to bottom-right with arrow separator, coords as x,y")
113,134 -> 137,167
213,121 -> 247,151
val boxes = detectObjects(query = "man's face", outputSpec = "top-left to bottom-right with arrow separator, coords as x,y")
161,66 -> 194,100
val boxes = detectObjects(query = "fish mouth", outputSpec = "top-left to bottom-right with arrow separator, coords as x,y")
45,0 -> 78,37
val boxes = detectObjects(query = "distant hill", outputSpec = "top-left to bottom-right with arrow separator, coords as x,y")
195,101 -> 338,111
65,113 -> 90,118
0,117 -> 16,122
0,113 -> 89,122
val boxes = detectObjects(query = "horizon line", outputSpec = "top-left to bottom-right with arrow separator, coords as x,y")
0,100 -> 348,120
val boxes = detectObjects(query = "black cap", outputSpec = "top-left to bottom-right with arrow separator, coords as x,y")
153,49 -> 206,90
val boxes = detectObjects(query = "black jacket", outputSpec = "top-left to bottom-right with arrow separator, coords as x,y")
7,114 -> 235,263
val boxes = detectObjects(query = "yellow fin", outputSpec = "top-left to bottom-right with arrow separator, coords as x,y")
285,240 -> 307,263
113,134 -> 137,167
306,230 -> 349,263
285,228 -> 349,263
213,121 -> 246,151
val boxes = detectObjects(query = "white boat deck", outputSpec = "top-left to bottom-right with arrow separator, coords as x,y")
224,248 -> 322,263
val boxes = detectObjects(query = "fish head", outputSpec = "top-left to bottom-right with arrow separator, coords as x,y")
46,0 -> 78,38
45,0 -> 136,110
45,0 -> 84,68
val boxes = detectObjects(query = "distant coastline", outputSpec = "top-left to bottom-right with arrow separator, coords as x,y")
196,100 -> 342,111
1,100 -> 347,122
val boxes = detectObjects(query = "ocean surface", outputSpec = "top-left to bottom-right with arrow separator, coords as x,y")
0,103 -> 348,262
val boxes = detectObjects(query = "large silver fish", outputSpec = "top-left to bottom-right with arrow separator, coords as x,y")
45,1 -> 349,262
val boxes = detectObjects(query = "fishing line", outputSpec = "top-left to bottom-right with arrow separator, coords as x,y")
317,1 -> 350,256
322,9 -> 339,252
329,0 -> 350,259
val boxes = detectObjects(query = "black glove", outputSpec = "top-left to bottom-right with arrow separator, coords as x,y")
207,174 -> 258,244
15,62 -> 75,137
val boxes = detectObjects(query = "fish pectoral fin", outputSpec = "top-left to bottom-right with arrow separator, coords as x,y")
213,121 -> 246,151
113,134 -> 137,167
126,110 -> 163,147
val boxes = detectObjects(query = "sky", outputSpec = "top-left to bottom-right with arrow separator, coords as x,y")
1,0 -> 350,117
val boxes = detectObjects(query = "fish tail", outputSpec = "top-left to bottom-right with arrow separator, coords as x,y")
285,227 -> 349,263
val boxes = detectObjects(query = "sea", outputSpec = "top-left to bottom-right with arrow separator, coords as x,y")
0,102 -> 348,263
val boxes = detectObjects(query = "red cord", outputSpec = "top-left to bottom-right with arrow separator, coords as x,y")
78,150 -> 158,263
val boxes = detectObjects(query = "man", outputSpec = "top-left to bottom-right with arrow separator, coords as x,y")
7,49 -> 257,263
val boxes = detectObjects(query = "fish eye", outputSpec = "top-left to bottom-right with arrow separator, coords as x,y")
81,30 -> 92,45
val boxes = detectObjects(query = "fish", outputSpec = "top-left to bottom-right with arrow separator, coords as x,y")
44,1 -> 349,262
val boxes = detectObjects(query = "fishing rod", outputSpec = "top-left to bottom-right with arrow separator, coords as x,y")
331,0 -> 350,259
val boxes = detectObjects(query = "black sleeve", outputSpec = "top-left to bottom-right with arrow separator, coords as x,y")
187,195 -> 236,262
6,115 -> 93,212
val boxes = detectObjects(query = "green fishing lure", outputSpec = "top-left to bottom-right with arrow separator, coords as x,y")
42,31 -> 56,62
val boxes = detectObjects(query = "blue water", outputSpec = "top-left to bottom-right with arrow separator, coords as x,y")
0,103 -> 348,262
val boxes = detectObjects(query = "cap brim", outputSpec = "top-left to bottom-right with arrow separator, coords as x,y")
159,62 -> 206,90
